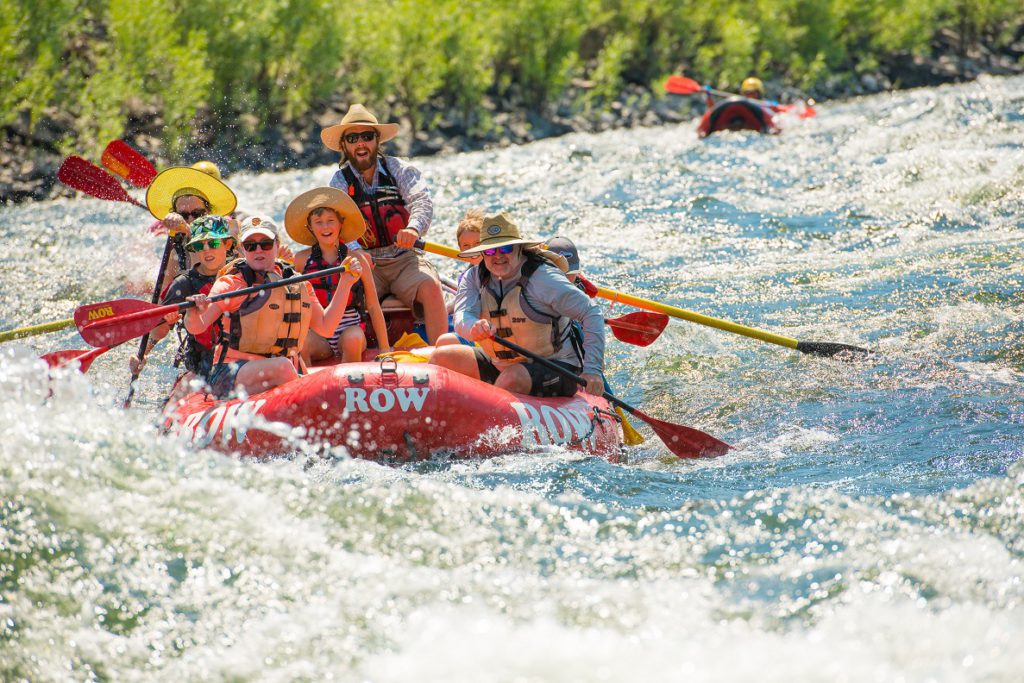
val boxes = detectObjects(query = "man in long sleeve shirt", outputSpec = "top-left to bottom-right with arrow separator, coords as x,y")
430,213 -> 605,397
321,103 -> 447,342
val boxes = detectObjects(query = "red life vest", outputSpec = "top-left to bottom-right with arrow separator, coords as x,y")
303,243 -> 364,311
341,162 -> 411,250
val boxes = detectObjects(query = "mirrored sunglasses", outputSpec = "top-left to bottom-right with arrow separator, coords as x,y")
344,130 -> 378,144
187,238 -> 226,253
482,245 -> 515,256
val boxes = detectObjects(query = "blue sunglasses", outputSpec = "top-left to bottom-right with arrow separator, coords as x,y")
482,245 -> 515,256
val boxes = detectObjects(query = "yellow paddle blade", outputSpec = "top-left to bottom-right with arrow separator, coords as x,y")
393,331 -> 429,349
616,405 -> 646,445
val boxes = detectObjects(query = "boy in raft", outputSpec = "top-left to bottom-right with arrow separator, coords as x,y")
185,216 -> 361,398
287,187 -> 390,363
429,213 -> 605,397
130,215 -> 235,378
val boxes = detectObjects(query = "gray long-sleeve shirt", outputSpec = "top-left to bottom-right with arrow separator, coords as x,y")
328,156 -> 433,259
454,260 -> 605,375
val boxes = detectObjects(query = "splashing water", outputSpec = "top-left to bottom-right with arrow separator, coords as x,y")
1,75 -> 1023,681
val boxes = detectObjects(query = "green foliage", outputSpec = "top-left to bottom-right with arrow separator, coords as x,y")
1,0 -> 1021,158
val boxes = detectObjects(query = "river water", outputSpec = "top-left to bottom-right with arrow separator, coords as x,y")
2,75 -> 1022,681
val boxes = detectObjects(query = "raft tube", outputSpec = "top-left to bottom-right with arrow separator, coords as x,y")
698,98 -> 779,138
164,359 -> 624,462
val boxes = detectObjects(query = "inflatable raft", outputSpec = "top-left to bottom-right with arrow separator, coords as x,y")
164,354 -> 624,462
698,98 -> 779,138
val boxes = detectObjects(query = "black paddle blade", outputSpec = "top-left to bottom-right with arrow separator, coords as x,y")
632,407 -> 731,459
795,341 -> 871,359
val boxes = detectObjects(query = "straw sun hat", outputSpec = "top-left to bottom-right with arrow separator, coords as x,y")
320,104 -> 400,152
284,187 -> 366,246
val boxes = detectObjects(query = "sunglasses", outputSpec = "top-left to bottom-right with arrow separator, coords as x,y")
187,238 -> 226,253
178,208 -> 208,222
242,239 -> 276,252
482,245 -> 515,256
344,130 -> 378,144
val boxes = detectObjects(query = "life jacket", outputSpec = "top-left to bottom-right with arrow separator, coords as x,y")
477,257 -> 581,366
217,259 -> 313,360
341,162 -> 411,250
303,243 -> 364,313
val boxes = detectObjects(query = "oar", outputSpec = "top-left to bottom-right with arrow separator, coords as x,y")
101,140 -> 158,188
75,263 -> 353,347
124,233 -> 180,408
42,346 -> 112,372
57,155 -> 147,208
0,318 -> 74,343
488,335 -> 730,458
664,75 -> 817,118
605,311 -> 667,347
415,240 -> 864,358
586,279 -> 868,359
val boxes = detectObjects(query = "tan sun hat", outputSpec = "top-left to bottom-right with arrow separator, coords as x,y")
458,213 -> 542,257
145,166 -> 237,220
320,104 -> 400,152
284,187 -> 366,246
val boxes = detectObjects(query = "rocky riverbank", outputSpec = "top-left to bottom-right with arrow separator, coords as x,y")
2,26 -> 1021,206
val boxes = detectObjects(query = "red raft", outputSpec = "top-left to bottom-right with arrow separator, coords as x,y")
164,357 -> 624,462
698,98 -> 779,138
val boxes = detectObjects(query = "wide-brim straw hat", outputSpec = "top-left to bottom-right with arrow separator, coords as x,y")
458,213 -> 542,256
320,103 -> 400,152
284,187 -> 366,246
145,166 -> 237,220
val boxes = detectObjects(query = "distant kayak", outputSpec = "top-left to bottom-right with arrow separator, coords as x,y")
698,98 -> 779,138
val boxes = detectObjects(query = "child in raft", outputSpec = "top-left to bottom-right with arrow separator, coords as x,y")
286,187 -> 390,363
130,216 -> 235,405
185,216 -> 361,398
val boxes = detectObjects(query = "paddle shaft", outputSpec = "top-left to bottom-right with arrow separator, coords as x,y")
416,238 -> 794,347
124,235 -> 180,407
86,263 -> 354,336
0,318 -> 74,343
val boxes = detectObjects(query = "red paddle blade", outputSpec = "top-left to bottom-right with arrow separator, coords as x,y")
665,75 -> 702,95
74,298 -> 170,347
102,140 -> 157,187
635,408 -> 731,459
774,103 -> 817,119
57,156 -> 144,207
42,347 -> 110,372
606,311 -> 669,347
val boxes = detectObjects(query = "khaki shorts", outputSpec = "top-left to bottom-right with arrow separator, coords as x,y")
371,250 -> 440,311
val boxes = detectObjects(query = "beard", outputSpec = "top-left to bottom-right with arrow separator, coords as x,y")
345,149 -> 377,173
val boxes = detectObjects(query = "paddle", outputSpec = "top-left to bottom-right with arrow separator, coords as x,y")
57,155 -> 147,208
415,240 -> 865,358
664,75 -> 817,118
584,279 -> 869,359
42,346 -> 112,372
0,318 -> 74,343
75,263 -> 352,347
604,311 -> 668,347
488,335 -> 730,458
101,140 -> 158,188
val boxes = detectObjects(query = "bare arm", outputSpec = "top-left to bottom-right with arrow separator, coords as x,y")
356,250 -> 390,352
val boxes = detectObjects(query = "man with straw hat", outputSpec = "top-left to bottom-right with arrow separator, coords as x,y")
428,213 -> 606,398
322,103 -> 446,343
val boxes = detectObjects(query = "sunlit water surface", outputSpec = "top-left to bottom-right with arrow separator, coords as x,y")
2,75 -> 1023,681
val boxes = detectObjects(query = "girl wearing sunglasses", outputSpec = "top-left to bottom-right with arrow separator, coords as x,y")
130,216 -> 236,402
185,215 -> 361,399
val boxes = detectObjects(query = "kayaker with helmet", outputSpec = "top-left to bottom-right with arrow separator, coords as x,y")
428,213 -> 605,397
288,187 -> 391,363
185,216 -> 360,398
321,103 -> 448,343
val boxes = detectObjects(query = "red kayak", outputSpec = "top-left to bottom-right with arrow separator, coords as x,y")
164,354 -> 624,462
698,98 -> 779,138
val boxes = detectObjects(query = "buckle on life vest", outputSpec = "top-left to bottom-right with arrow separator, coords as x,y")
284,291 -> 301,301
282,313 -> 302,323
496,327 -> 513,337
489,308 -> 506,316
495,350 -> 517,360
276,338 -> 299,349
